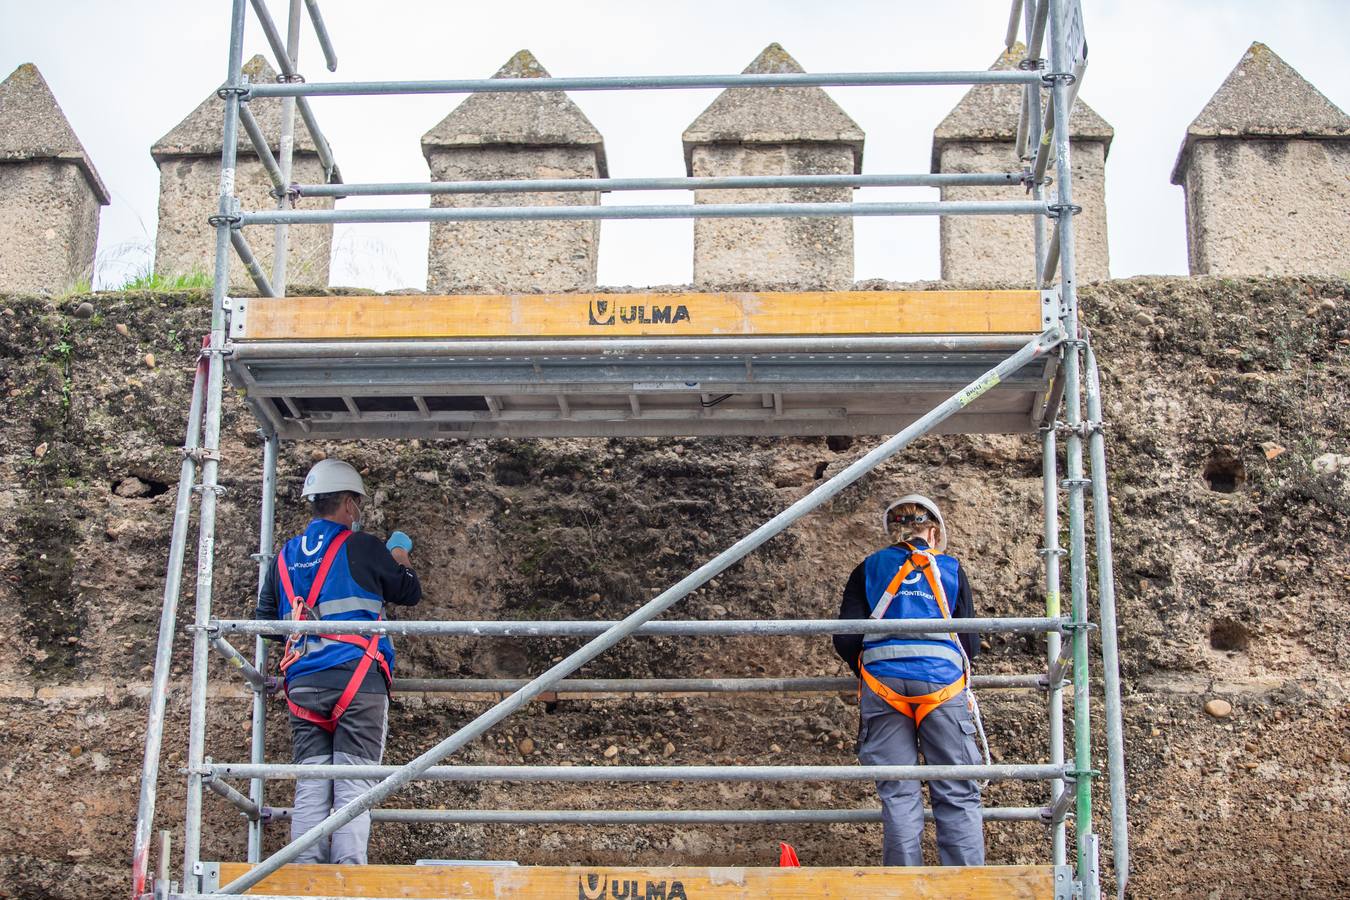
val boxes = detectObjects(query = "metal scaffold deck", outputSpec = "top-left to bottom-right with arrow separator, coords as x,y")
225,289 -> 1062,439
133,0 -> 1129,898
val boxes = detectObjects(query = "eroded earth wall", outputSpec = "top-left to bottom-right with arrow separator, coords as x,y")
0,277 -> 1346,898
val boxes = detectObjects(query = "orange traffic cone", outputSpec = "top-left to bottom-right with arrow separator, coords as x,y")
778,842 -> 800,867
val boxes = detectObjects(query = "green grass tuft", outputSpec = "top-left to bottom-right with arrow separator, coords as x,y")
117,268 -> 212,292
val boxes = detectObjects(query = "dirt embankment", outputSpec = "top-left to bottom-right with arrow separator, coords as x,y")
0,277 -> 1347,898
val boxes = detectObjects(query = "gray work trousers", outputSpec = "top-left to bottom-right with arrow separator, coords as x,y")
858,675 -> 985,866
288,686 -> 389,865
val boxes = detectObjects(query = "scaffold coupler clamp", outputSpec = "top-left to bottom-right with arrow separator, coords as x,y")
1042,69 -> 1077,86
216,80 -> 250,102
1037,546 -> 1068,558
181,447 -> 221,465
207,211 -> 243,229
1047,203 -> 1083,219
1061,620 -> 1099,634
1018,55 -> 1046,71
1053,420 -> 1104,439
271,182 -> 303,206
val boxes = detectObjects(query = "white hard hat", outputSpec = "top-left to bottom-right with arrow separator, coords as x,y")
882,493 -> 948,552
302,459 -> 367,501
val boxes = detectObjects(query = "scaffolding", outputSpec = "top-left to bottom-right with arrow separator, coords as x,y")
132,0 -> 1128,897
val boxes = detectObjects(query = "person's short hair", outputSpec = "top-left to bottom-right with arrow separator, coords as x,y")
310,490 -> 359,518
887,502 -> 936,541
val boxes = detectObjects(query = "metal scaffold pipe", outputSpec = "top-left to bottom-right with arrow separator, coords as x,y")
1041,425 -> 1068,866
229,229 -> 280,298
274,806 -> 1051,825
213,616 -> 1065,637
212,762 -> 1068,784
181,0 -> 247,885
238,199 -> 1051,227
236,104 -> 285,192
303,0 -> 337,71
247,433 -> 278,863
390,673 -> 1046,694
295,172 -> 1024,197
130,341 -> 208,900
216,329 -> 1062,895
1086,343 -> 1130,898
270,0 -> 303,295
245,68 -> 1046,98
1047,0 -> 1097,895
209,636 -> 268,691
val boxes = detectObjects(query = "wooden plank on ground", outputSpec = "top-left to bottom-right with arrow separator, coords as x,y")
215,862 -> 1059,899
232,291 -> 1044,340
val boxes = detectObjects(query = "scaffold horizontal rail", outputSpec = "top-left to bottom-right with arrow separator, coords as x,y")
294,171 -> 1026,198
237,200 -> 1050,227
212,615 -> 1066,637
211,762 -> 1069,783
244,68 -> 1046,99
259,805 -> 1052,825
389,673 -> 1047,693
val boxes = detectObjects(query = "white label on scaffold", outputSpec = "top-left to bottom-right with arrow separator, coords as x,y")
958,372 -> 1001,407
220,166 -> 236,197
632,381 -> 701,391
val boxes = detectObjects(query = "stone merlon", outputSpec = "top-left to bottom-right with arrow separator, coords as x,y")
1170,41 -> 1350,185
151,54 -> 325,166
930,42 -> 1113,171
0,62 -> 109,205
419,50 -> 607,293
682,42 -> 864,174
421,49 -> 608,176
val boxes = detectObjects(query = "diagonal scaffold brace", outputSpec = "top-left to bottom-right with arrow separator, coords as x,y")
216,326 -> 1063,895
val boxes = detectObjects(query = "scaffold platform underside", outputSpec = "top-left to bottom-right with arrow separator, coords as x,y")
225,289 -> 1061,439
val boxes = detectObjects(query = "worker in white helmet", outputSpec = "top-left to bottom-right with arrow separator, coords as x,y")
255,458 -> 422,865
832,494 -> 985,866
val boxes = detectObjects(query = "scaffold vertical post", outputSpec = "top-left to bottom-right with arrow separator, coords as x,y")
1048,0 -> 1096,895
182,0 -> 247,887
246,433 -> 280,862
1086,344 -> 1129,899
129,340 -> 209,900
1041,424 -> 1068,866
271,0 -> 302,293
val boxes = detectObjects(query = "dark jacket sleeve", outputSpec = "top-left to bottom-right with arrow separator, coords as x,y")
832,562 -> 869,678
252,554 -> 286,642
954,562 -> 978,660
346,532 -> 422,607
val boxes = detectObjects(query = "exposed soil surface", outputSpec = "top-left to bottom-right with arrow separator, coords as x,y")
0,276 -> 1347,898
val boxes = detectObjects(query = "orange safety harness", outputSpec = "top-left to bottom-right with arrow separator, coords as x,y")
277,530 -> 391,733
859,542 -> 968,728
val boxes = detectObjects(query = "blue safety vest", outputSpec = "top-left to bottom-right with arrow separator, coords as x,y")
276,519 -> 395,683
860,542 -> 964,684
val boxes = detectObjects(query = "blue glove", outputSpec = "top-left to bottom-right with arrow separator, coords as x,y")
386,531 -> 413,554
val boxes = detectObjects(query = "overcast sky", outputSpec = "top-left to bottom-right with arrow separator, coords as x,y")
2,0 -> 1347,290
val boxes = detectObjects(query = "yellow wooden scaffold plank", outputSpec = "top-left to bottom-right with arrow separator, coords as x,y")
232,290 -> 1044,340
215,862 -> 1060,899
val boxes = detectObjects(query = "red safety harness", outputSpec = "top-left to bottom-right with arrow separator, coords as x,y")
276,530 -> 391,732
